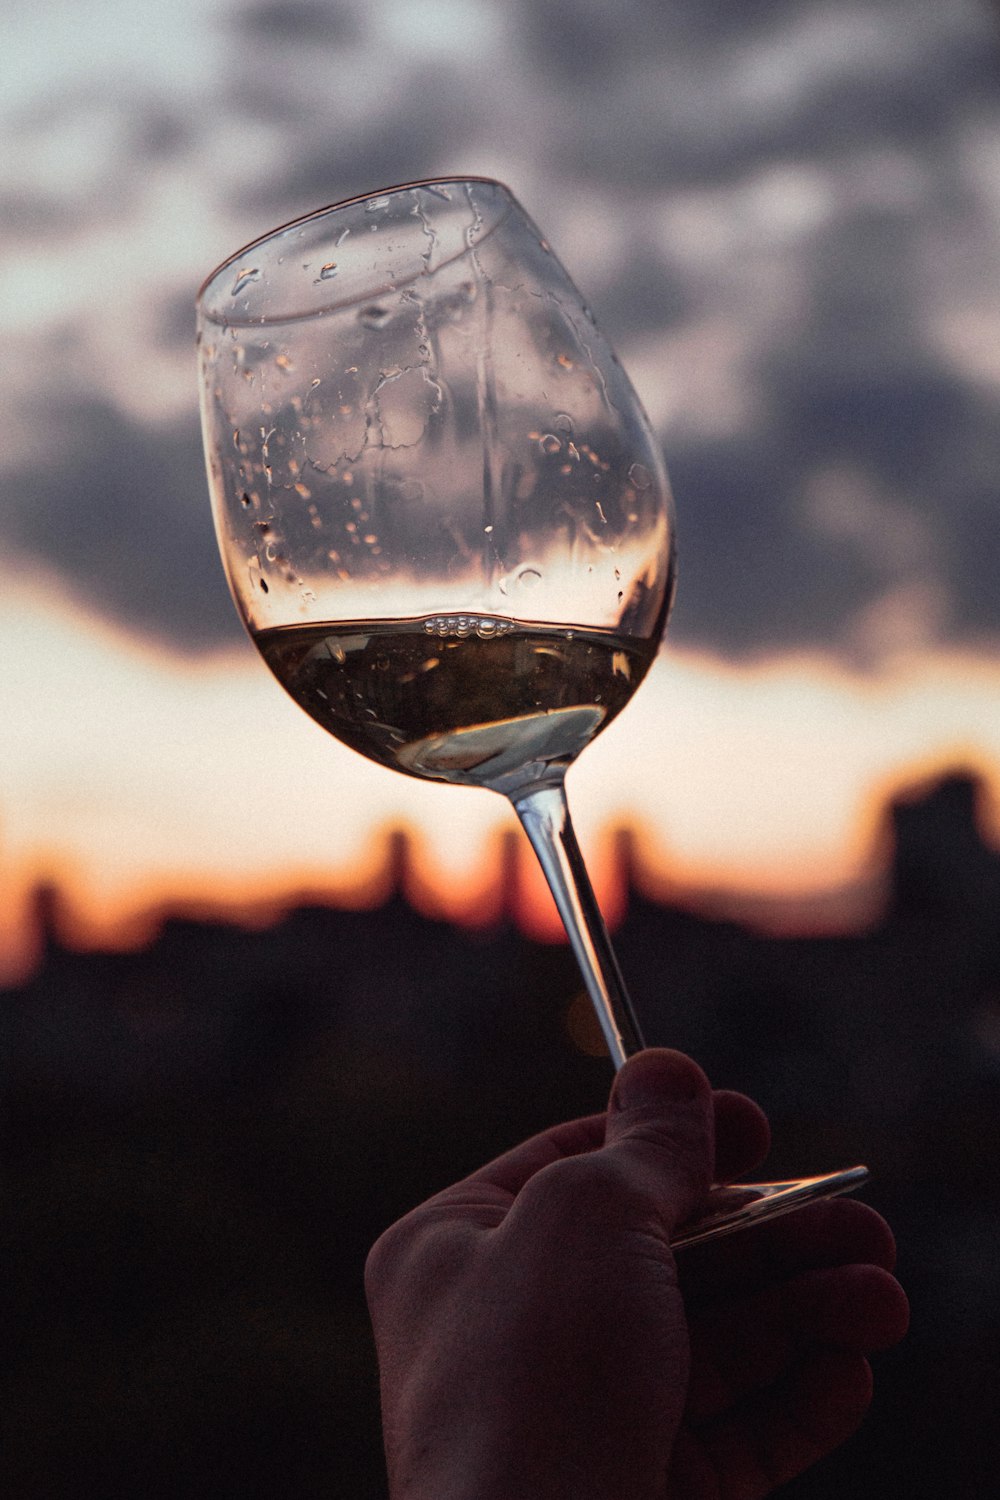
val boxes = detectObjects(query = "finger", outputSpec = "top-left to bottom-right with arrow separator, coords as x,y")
444,1113 -> 607,1200
435,1081 -> 767,1217
602,1049 -> 715,1235
448,1049 -> 712,1206
684,1347 -> 874,1500
713,1090 -> 771,1183
678,1196 -> 898,1304
686,1263 -> 909,1422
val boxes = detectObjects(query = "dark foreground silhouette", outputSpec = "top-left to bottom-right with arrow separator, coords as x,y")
2,773 -> 999,1496
367,1049 -> 907,1499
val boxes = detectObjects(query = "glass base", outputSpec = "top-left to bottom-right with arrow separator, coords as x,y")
671,1165 -> 870,1250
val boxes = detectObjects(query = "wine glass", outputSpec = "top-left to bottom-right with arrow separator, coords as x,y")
197,177 -> 866,1246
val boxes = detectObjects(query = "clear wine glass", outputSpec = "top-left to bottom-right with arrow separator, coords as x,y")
197,177 -> 866,1247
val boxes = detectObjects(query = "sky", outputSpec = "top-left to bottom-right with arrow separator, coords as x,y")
2,0 -> 1000,965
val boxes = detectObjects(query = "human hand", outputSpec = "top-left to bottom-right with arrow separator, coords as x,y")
365,1050 -> 908,1500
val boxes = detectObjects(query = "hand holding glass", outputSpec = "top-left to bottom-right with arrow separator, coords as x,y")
197,179 -> 865,1245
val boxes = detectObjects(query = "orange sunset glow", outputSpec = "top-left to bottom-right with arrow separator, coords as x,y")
4,1 -> 1000,990
4,574 -> 998,984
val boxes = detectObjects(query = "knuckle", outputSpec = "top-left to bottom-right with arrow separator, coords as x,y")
517,1149 -> 641,1223
365,1207 -> 475,1315
363,1213 -> 421,1302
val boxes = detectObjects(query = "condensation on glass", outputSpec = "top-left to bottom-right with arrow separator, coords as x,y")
197,178 -> 675,640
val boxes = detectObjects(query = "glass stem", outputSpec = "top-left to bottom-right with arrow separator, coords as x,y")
512,780 -> 646,1070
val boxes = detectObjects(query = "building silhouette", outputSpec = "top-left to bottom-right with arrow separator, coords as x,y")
3,770 -> 1000,1498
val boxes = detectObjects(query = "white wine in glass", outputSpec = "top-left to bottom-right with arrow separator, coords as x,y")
197,177 -> 866,1246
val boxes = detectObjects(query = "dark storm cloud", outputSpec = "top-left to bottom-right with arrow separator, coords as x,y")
666,369 -> 1000,660
5,0 -> 1000,663
587,247 -> 693,344
3,86 -> 195,233
5,400 -> 242,651
762,207 -> 967,485
219,0 -> 363,127
232,0 -> 360,46
227,65 -> 481,223
0,190 -> 66,239
662,433 -> 848,658
523,0 -> 999,190
667,197 -> 1000,660
131,101 -> 193,160
518,0 -> 807,75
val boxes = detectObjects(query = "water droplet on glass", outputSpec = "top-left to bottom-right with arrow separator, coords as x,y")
557,353 -> 574,370
365,196 -> 390,213
336,228 -> 351,245
554,412 -> 574,434
400,478 -> 424,502
460,280 -> 477,303
595,501 -> 608,524
275,353 -> 293,370
484,524 -> 494,534
359,305 -> 392,329
614,567 -> 621,581
518,567 -> 542,589
539,433 -> 561,456
315,262 -> 338,281
230,267 -> 261,296
240,490 -> 253,508
628,462 -> 652,489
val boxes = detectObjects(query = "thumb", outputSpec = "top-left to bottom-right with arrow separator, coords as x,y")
604,1049 -> 715,1235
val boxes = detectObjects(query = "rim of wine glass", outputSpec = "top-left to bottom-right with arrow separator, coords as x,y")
196,174 -> 515,314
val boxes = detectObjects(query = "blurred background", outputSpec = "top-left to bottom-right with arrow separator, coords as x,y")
3,0 -> 1000,1494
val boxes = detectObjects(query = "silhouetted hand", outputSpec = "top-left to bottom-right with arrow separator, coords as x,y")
365,1050 -> 908,1500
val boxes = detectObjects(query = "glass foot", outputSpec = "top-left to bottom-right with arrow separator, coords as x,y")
671,1165 -> 870,1250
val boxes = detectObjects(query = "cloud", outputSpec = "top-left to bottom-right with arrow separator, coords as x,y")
1,0 -> 999,666
229,63 -> 484,222
4,398 -> 240,650
524,0 -> 1000,189
231,0 -> 360,46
